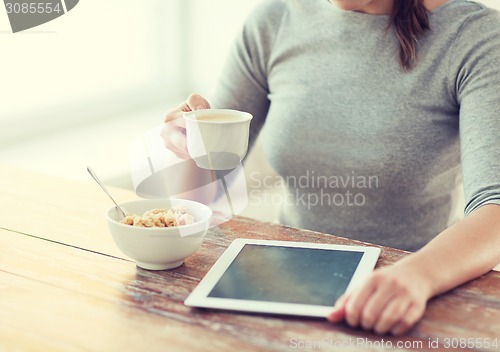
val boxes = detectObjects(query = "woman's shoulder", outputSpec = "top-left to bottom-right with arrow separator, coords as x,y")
250,0 -> 288,15
432,0 -> 500,44
441,2 -> 500,97
239,0 -> 290,54
437,0 -> 500,24
244,0 -> 289,30
453,1 -> 499,40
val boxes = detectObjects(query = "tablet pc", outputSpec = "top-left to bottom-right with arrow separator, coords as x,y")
184,239 -> 381,317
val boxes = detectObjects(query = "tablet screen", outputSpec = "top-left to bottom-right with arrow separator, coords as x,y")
207,244 -> 364,306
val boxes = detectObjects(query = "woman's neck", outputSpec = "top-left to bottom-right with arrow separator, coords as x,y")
424,0 -> 450,11
329,0 -> 394,15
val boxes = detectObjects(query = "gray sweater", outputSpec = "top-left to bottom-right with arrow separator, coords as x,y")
211,0 -> 500,251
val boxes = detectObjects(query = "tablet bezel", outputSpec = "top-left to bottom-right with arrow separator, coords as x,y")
184,239 -> 381,317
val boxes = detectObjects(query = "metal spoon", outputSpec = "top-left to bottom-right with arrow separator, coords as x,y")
87,166 -> 128,218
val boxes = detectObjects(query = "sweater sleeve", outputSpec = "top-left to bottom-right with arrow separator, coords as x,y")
451,6 -> 500,215
209,0 -> 286,151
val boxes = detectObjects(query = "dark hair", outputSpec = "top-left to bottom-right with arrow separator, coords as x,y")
390,0 -> 430,70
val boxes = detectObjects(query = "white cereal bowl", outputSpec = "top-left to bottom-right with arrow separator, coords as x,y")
106,198 -> 212,270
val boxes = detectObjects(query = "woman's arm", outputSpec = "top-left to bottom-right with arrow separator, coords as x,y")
328,6 -> 500,336
328,203 -> 500,335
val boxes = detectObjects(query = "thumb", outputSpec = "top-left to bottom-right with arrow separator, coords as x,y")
187,93 -> 211,111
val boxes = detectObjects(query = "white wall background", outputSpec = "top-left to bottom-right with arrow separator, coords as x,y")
479,0 -> 499,8
0,0 -> 261,185
1,1 -> 182,142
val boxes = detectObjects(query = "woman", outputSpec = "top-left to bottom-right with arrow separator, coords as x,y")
162,0 -> 500,335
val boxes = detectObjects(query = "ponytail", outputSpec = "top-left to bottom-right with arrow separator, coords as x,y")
390,0 -> 430,70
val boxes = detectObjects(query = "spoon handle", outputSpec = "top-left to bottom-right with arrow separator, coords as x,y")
87,166 -> 127,218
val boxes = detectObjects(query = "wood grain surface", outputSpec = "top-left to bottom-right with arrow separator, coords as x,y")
1,165 -> 499,351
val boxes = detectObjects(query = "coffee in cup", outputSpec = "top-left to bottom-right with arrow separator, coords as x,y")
183,109 -> 253,170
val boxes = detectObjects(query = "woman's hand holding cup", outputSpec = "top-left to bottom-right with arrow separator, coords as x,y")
163,93 -> 253,170
161,93 -> 211,159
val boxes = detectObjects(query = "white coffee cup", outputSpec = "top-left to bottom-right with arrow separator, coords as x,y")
183,109 -> 253,170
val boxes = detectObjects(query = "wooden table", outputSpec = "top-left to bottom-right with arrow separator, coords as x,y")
1,165 -> 499,352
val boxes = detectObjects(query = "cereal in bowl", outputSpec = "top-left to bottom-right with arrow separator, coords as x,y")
120,206 -> 195,228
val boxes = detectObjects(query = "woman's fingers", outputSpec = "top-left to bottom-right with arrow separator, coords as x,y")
160,123 -> 190,159
162,93 -> 211,158
359,285 -> 395,330
342,269 -> 425,332
373,297 -> 411,334
327,293 -> 350,323
344,277 -> 377,327
390,302 -> 425,336
327,265 -> 429,335
164,93 -> 211,123
164,107 -> 185,124
186,93 -> 210,111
